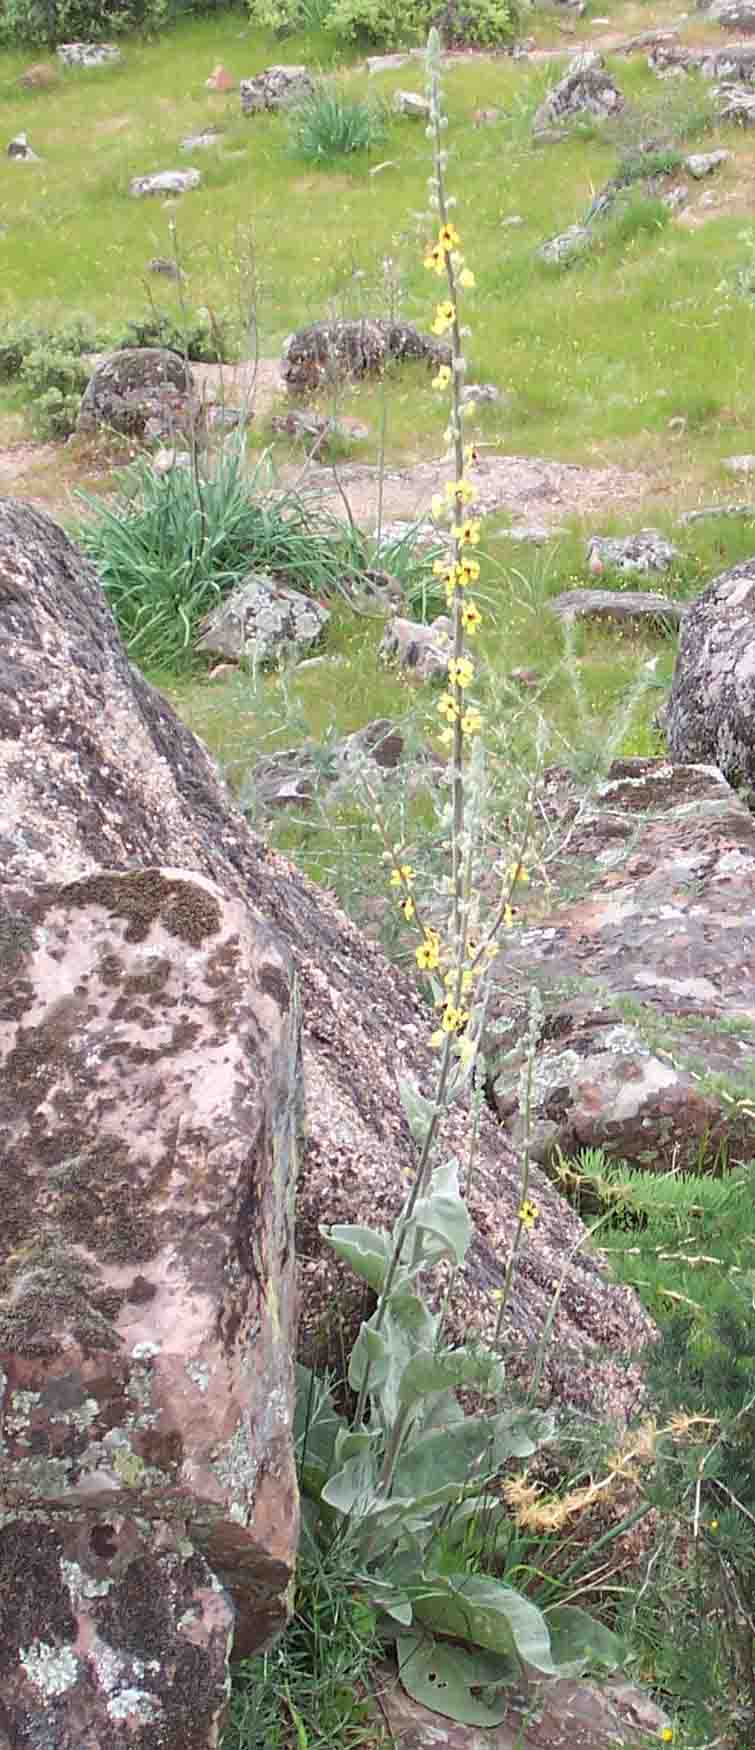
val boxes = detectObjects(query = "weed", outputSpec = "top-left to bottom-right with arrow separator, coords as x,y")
288,85 -> 388,161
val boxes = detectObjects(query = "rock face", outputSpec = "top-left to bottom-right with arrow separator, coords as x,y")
532,52 -> 623,134
549,588 -> 682,628
282,318 -> 450,393
485,760 -> 755,1171
196,573 -> 330,666
586,530 -> 679,575
666,558 -> 755,791
0,496 -> 653,1445
707,0 -> 755,28
77,348 -> 197,442
240,65 -> 315,114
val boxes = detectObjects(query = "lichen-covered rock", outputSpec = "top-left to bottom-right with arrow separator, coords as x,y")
77,348 -> 198,442
378,1664 -> 671,1750
281,318 -> 450,393
537,225 -> 593,266
241,718 -> 421,817
707,0 -> 755,28
392,89 -> 430,116
586,529 -> 679,575
532,52 -> 624,134
129,170 -> 201,197
0,867 -> 300,1660
240,65 -> 314,114
666,558 -> 755,790
196,572 -> 329,666
0,1519 -> 233,1749
56,40 -> 120,66
380,613 -> 452,680
0,496 -> 653,1452
485,759 -> 755,1169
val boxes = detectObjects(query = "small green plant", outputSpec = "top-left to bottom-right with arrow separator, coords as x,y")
116,305 -> 235,364
288,84 -> 388,161
21,344 -> 90,438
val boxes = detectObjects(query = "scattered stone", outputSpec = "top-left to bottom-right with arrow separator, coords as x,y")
152,446 -> 191,475
147,255 -> 183,279
77,348 -> 198,443
6,132 -> 39,161
724,453 -> 755,474
666,556 -> 755,791
242,718 -> 420,816
129,169 -> 201,197
550,587 -> 683,627
679,500 -> 755,523
461,382 -> 503,405
698,41 -> 755,77
196,572 -> 329,667
647,36 -> 693,71
716,80 -> 755,121
56,41 -> 120,66
270,407 -> 369,452
281,318 -> 450,393
532,51 -> 624,134
205,62 -> 236,91
662,182 -> 689,211
486,758 -> 755,1171
366,51 -> 410,72
392,89 -> 430,117
180,126 -> 221,151
380,614 -> 452,681
586,530 -> 679,575
538,224 -> 593,265
684,147 -> 731,175
18,61 -> 57,89
240,65 -> 315,115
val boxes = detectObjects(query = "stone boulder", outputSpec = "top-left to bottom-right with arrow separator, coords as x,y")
241,718 -> 423,817
56,41 -> 121,66
707,0 -> 755,28
684,147 -> 731,175
716,79 -> 755,119
7,131 -> 40,161
586,529 -> 679,575
240,65 -> 315,114
532,52 -> 624,135
18,61 -> 58,88
196,573 -> 330,667
537,224 -> 593,266
0,495 -> 653,1438
129,169 -> 201,197
484,759 -> 755,1171
281,318 -> 450,393
697,41 -> 755,76
380,613 -> 452,680
666,557 -> 755,791
392,89 -> 430,117
549,588 -> 682,628
77,348 -> 198,442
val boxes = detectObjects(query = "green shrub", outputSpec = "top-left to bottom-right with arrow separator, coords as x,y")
0,0 -> 169,45
432,0 -> 518,49
21,345 -> 89,438
288,83 -> 388,160
116,306 -> 235,364
252,0 -> 519,48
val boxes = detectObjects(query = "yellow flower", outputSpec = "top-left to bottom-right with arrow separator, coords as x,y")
461,707 -> 482,736
389,863 -> 416,888
448,656 -> 474,690
438,725 -> 455,747
437,1003 -> 469,1035
431,300 -> 455,336
710,1520 -> 719,1533
660,1733 -> 674,1745
424,243 -> 445,276
453,518 -> 481,547
461,600 -> 482,635
463,443 -> 478,466
402,896 -> 415,921
416,928 -> 441,971
459,557 -> 480,586
465,401 -> 476,418
432,364 -> 452,390
455,478 -> 476,505
518,1199 -> 539,1231
505,861 -> 530,887
455,1032 -> 476,1066
503,903 -> 514,929
458,267 -> 476,289
438,692 -> 459,722
439,222 -> 460,252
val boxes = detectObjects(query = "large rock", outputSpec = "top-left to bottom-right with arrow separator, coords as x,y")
380,613 -> 452,680
282,318 -> 450,393
196,572 -> 330,666
77,348 -> 198,442
240,65 -> 314,114
666,557 -> 755,791
707,0 -> 755,29
549,587 -> 682,628
586,530 -> 679,575
129,169 -> 201,197
0,497 -> 652,1440
485,759 -> 755,1170
532,52 -> 624,134
56,41 -> 120,66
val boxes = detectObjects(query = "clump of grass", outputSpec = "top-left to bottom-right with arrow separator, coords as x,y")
288,83 -> 388,161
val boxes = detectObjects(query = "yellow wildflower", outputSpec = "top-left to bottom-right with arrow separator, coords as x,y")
432,364 -> 452,391
660,1734 -> 673,1746
465,401 -> 476,418
439,1003 -> 469,1034
461,600 -> 482,635
439,222 -> 460,252
438,692 -> 459,722
461,707 -> 482,737
448,656 -> 474,690
455,478 -> 476,505
416,929 -> 440,971
402,897 -> 415,921
431,300 -> 456,337
389,863 -> 415,888
503,903 -> 514,929
710,1520 -> 719,1533
505,861 -> 530,887
459,557 -> 480,586
518,1199 -> 539,1231
458,266 -> 476,289
453,518 -> 481,547
463,443 -> 478,466
439,725 -> 455,747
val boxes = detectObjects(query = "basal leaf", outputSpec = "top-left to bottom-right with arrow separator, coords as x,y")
412,1159 -> 472,1266
321,1222 -> 391,1291
396,1633 -> 516,1726
545,1604 -> 624,1674
414,1575 -> 556,1674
